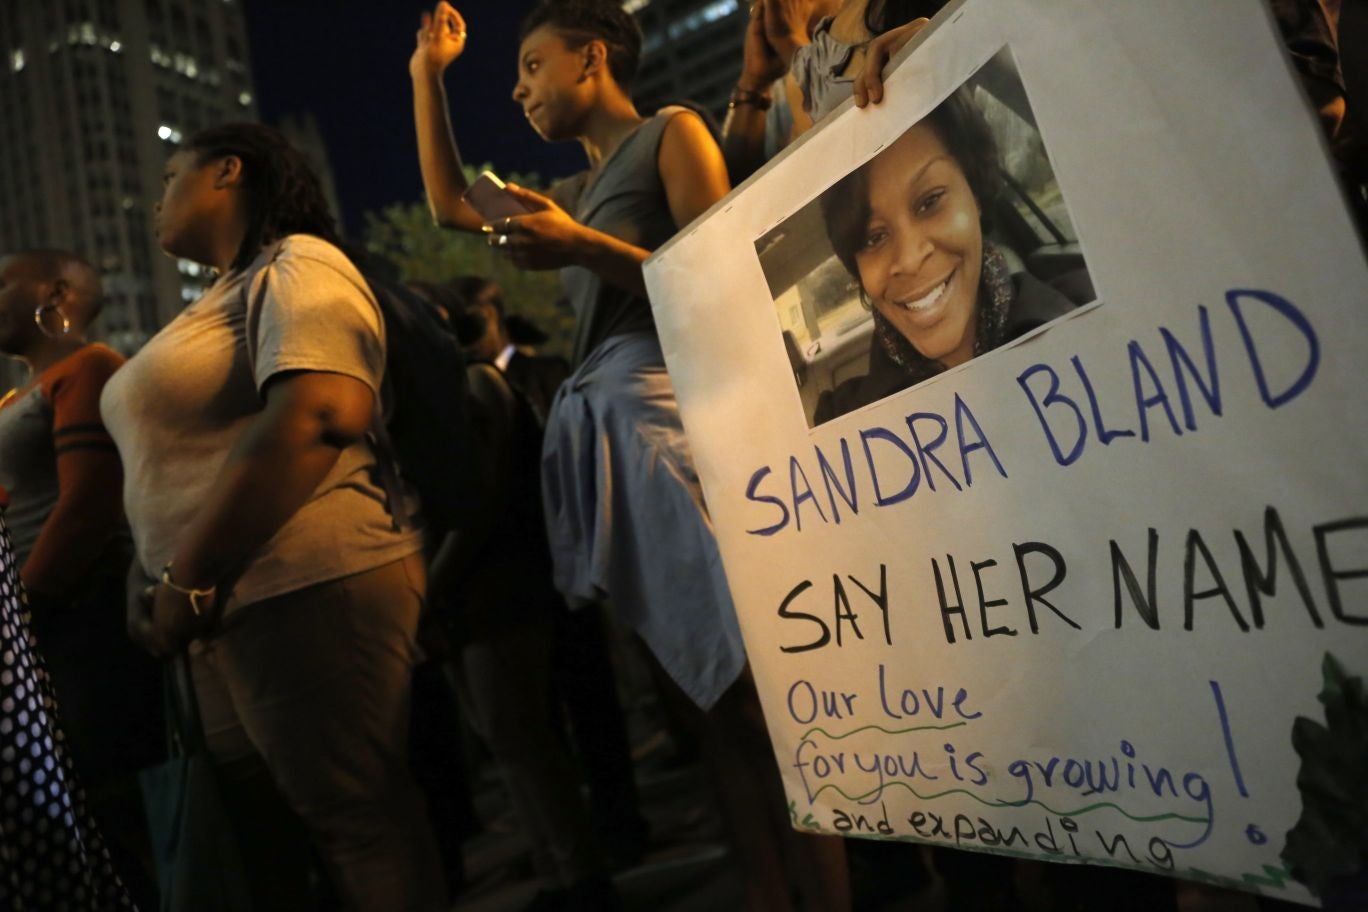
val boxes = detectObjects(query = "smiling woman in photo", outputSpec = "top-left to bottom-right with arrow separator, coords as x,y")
816,88 -> 1080,421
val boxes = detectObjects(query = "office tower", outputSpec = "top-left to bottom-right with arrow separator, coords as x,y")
629,0 -> 747,119
0,0 -> 258,356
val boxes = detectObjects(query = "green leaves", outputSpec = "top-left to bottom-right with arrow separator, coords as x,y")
1281,653 -> 1368,897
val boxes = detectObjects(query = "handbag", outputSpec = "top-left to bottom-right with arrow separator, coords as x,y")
138,652 -> 253,911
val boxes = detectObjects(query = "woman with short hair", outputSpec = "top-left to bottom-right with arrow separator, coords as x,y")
411,2 -> 851,907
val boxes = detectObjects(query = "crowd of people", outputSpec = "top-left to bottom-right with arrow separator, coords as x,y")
0,0 -> 1359,910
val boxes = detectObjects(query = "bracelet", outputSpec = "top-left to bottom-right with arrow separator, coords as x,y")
728,86 -> 773,111
160,563 -> 216,617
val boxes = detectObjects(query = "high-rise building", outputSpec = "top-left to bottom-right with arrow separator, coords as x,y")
629,0 -> 747,119
0,0 -> 258,356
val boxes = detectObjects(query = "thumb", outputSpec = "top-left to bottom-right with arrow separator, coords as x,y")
503,182 -> 552,212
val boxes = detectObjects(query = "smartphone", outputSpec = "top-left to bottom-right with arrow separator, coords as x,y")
462,171 -> 534,223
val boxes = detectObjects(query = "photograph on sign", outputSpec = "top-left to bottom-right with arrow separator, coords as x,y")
756,48 -> 1094,429
644,0 -> 1368,905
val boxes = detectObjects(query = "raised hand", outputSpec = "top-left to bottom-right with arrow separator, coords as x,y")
411,1 -> 468,77
739,2 -> 788,91
854,17 -> 930,108
485,184 -> 589,272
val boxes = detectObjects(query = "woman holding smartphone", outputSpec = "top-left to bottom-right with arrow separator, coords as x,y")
411,2 -> 850,908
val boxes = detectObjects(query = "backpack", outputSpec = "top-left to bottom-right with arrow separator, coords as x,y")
362,271 -> 475,538
242,241 -> 475,537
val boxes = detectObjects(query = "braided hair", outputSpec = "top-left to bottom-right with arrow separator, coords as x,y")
519,0 -> 644,88
180,123 -> 340,271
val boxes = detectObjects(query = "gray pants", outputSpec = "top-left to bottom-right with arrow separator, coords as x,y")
191,552 -> 448,912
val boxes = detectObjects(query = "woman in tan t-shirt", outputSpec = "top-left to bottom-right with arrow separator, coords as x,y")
100,123 -> 446,911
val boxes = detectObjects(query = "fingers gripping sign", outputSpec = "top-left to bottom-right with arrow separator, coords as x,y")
854,17 -> 930,108
412,1 -> 467,76
485,184 -> 589,271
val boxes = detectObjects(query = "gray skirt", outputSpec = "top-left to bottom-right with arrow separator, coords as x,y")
541,332 -> 745,710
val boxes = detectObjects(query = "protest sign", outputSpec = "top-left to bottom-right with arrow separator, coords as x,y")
644,0 -> 1367,904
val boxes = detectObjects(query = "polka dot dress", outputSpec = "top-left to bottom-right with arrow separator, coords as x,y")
0,515 -> 136,910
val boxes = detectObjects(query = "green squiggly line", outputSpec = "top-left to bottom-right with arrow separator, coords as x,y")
805,780 -> 1210,825
799,721 -> 968,741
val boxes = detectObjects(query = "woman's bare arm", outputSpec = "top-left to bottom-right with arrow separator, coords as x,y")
410,2 -> 485,232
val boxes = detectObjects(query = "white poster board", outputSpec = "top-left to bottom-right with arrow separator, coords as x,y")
644,0 -> 1367,905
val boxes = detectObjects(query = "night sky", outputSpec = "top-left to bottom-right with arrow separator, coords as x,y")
242,1 -> 583,235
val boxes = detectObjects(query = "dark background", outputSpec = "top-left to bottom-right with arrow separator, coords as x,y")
242,1 -> 583,234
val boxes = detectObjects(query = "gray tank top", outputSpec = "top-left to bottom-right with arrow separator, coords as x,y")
0,385 -> 57,563
556,108 -> 687,365
791,16 -> 862,122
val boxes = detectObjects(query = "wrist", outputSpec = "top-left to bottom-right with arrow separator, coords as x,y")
729,85 -> 774,111
167,553 -> 216,591
160,563 -> 216,617
736,73 -> 774,94
570,223 -> 602,265
409,59 -> 449,83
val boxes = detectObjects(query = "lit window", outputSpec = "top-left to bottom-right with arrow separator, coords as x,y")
9,49 -> 22,73
80,22 -> 97,45
238,91 -> 252,107
667,0 -> 740,40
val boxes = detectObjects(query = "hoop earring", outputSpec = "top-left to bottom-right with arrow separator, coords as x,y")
34,304 -> 71,339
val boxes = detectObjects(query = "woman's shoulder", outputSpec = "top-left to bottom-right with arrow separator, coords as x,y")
256,235 -> 375,306
69,343 -> 125,372
43,343 -> 125,391
814,346 -> 910,424
272,234 -> 361,277
814,378 -> 861,425
1006,270 -> 1085,340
